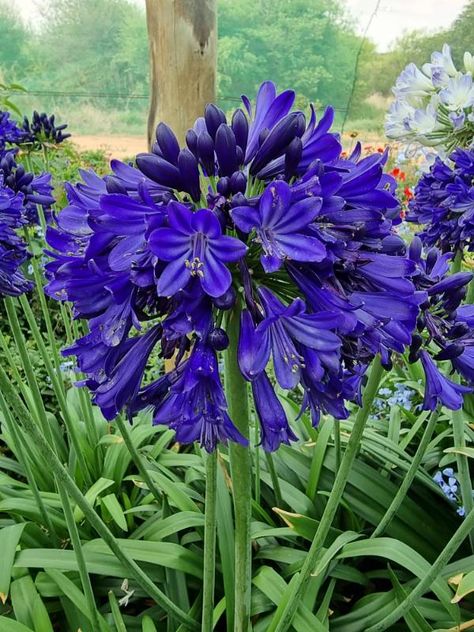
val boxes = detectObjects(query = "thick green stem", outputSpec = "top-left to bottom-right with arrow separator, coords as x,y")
366,505 -> 474,632
268,357 -> 384,632
371,409 -> 439,539
17,294 -> 91,481
225,307 -> 252,632
114,414 -> 163,505
202,450 -> 218,632
56,483 -> 103,632
334,420 -> 341,472
451,249 -> 463,274
4,297 -> 56,450
449,250 -> 474,549
0,365 -> 198,631
0,392 -> 59,544
451,405 -> 474,551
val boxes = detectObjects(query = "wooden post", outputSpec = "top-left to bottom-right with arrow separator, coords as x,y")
145,0 -> 217,148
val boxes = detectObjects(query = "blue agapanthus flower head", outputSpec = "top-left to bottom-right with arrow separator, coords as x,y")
0,148 -> 55,225
407,236 -> 474,410
19,111 -> 70,147
408,147 -> 474,253
46,81 -> 461,452
0,111 -> 26,149
0,175 -> 33,296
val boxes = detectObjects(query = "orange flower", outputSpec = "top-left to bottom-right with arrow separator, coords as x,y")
390,167 -> 406,181
404,186 -> 413,201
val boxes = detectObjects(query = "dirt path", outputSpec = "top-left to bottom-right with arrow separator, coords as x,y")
72,135 -> 147,160
71,131 -> 387,161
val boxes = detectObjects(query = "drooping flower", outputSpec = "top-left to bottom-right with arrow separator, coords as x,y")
141,342 -> 247,452
420,351 -> 470,410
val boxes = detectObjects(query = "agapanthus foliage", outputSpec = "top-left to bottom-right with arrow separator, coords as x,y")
407,147 -> 474,253
0,175 -> 32,296
386,44 -> 474,151
45,82 -> 474,451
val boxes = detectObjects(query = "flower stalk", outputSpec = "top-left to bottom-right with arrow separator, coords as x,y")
225,305 -> 252,632
202,450 -> 218,632
371,408 -> 439,538
366,505 -> 474,632
268,357 -> 384,632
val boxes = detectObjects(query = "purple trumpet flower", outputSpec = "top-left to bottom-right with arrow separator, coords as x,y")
0,178 -> 32,296
239,288 -> 340,389
144,342 -> 247,452
150,202 -> 247,298
251,371 -> 297,451
232,181 -> 325,272
420,351 -> 471,410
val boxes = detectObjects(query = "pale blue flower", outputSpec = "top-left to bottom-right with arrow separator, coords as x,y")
439,74 -> 474,111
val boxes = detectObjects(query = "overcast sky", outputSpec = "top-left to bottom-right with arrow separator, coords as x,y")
11,0 -> 470,53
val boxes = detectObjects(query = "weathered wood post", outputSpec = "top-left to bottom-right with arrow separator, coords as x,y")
145,0 -> 217,147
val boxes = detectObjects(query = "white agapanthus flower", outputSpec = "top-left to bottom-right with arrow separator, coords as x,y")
464,52 -> 474,75
393,63 -> 434,105
430,43 -> 458,77
408,101 -> 439,136
386,43 -> 474,151
439,74 -> 474,111
385,99 -> 415,139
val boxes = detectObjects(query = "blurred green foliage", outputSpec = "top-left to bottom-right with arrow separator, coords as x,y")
0,0 -> 473,133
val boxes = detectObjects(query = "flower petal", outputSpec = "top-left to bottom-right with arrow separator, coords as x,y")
157,257 -> 191,296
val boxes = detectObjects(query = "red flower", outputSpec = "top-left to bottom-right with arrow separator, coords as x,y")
390,167 -> 406,181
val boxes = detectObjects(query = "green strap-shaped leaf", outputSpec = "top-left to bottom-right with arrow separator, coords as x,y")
336,538 -> 458,619
73,477 -> 115,521
0,523 -> 26,604
451,569 -> 474,603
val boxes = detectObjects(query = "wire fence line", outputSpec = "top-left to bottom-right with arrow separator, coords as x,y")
1,3 -> 386,123
2,89 -> 351,113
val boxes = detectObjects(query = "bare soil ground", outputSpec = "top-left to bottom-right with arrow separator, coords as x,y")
71,131 -> 387,161
72,135 -> 148,160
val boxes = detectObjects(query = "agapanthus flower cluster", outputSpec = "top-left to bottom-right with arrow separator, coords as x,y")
19,111 -> 70,147
407,147 -> 474,253
0,175 -> 32,296
0,111 -> 25,149
44,82 -> 474,452
408,236 -> 474,410
386,44 -> 474,151
0,148 -> 55,225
